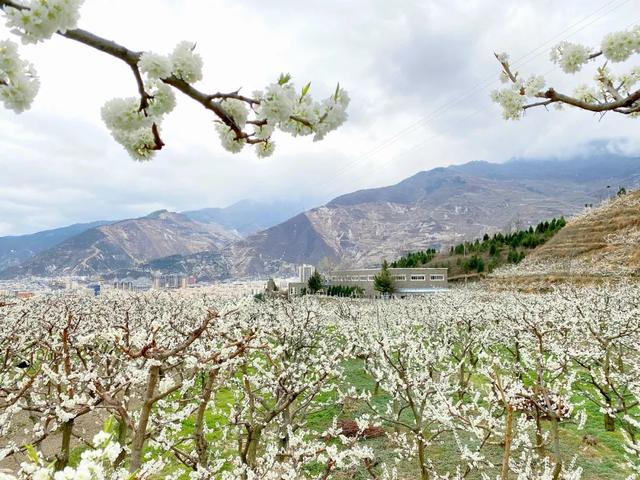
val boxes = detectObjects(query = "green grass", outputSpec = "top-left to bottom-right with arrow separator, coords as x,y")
63,359 -> 631,479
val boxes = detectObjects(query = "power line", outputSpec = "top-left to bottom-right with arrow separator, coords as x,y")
314,0 -> 631,197
365,12 -> 640,184
354,0 -> 626,162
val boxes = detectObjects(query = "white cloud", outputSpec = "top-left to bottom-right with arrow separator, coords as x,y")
0,0 -> 638,235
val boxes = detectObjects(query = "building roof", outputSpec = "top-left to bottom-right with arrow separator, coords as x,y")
395,287 -> 449,294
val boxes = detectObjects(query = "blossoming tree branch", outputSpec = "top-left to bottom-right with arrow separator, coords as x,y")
492,25 -> 640,119
0,0 -> 349,160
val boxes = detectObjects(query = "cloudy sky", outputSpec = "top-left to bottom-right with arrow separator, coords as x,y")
1,0 -> 639,235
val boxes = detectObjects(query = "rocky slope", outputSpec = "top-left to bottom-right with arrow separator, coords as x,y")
498,190 -> 640,279
2,152 -> 639,281
226,154 -> 640,278
0,211 -> 239,278
0,220 -> 112,271
183,199 -> 310,236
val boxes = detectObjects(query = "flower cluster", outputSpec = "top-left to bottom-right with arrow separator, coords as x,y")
139,41 -> 203,83
0,39 -> 39,113
3,0 -> 84,44
601,26 -> 640,63
493,25 -> 640,119
213,75 -> 350,157
101,80 -> 175,161
490,87 -> 524,120
550,41 -> 591,74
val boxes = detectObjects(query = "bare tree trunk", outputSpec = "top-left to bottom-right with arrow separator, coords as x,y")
195,368 -> 218,466
604,408 -> 616,432
417,437 -> 430,480
55,419 -> 74,470
500,405 -> 514,480
130,365 -> 160,473
535,409 -> 545,456
551,417 -> 563,480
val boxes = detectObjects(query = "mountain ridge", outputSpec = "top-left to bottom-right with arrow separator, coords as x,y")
2,152 -> 639,281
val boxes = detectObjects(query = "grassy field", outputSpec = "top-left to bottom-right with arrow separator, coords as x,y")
45,359 -> 633,479
303,359 -> 631,479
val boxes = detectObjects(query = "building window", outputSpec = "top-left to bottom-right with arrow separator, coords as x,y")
430,274 -> 445,281
358,276 -> 368,281
393,275 -> 406,281
410,274 -> 426,281
368,275 -> 375,281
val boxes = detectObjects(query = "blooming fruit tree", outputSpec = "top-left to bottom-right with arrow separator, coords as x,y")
2,285 -> 640,479
0,0 -> 349,160
492,26 -> 640,119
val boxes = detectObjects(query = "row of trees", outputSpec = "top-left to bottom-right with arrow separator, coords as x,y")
390,249 -> 437,268
449,217 -> 567,257
1,284 -> 640,478
385,218 -> 566,277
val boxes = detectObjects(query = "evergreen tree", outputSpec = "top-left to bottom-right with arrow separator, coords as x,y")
307,271 -> 323,294
373,260 -> 396,295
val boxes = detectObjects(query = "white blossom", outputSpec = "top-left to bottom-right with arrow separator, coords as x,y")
215,123 -> 245,153
490,88 -> 524,120
170,41 -> 203,83
3,0 -> 84,44
255,140 -> 275,158
0,39 -> 39,113
601,27 -> 640,63
550,41 -> 591,74
138,52 -> 173,80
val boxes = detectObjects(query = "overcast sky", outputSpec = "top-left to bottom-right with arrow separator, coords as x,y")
1,0 -> 639,235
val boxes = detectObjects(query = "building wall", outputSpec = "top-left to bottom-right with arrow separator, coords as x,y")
288,282 -> 307,297
298,264 -> 316,283
327,267 -> 448,296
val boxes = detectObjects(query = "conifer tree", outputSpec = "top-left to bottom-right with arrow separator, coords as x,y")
373,260 -> 396,295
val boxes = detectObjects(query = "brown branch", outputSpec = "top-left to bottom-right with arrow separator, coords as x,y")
540,87 -> 640,113
494,48 -> 639,116
0,5 -> 323,147
130,63 -> 152,111
290,115 -> 313,128
151,123 -> 164,150
0,0 -> 24,10
208,91 -> 260,105
523,99 -> 555,110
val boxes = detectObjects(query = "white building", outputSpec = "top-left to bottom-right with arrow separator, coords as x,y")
298,264 -> 316,283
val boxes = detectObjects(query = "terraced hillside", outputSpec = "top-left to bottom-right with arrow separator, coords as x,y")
495,190 -> 640,281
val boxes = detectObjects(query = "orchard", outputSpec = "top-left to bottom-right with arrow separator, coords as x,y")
1,284 -> 639,479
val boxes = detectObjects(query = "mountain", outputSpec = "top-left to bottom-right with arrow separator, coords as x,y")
0,220 -> 112,271
0,199 -> 305,273
0,211 -> 240,278
2,152 -> 638,282
101,251 -> 231,283
183,199 -> 311,236
225,153 -> 640,278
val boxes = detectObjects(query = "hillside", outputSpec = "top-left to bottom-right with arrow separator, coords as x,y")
1,153 -> 638,281
0,220 -> 112,271
226,153 -> 640,278
390,217 -> 567,280
0,199 -> 302,274
183,199 -> 310,236
0,211 -> 239,278
494,190 -> 640,280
